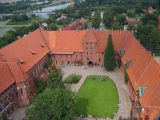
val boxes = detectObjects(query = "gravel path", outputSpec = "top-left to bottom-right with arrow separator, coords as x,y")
62,66 -> 131,120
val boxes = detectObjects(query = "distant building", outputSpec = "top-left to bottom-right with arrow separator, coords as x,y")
69,2 -> 75,9
0,0 -> 21,4
56,14 -> 68,21
124,18 -> 140,30
147,6 -> 155,14
62,19 -> 87,30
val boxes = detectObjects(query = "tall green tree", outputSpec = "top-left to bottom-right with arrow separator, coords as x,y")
103,9 -> 114,27
104,34 -> 116,71
92,11 -> 101,28
26,88 -> 78,120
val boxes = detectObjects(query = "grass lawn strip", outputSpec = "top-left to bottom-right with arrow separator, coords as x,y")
76,76 -> 119,118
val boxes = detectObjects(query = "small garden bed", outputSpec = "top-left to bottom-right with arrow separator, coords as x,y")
64,75 -> 82,84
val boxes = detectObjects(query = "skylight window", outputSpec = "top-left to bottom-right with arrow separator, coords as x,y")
17,59 -> 24,64
138,87 -> 146,97
124,60 -> 131,68
119,49 -> 125,57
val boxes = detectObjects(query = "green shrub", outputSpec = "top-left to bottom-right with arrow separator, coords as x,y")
34,79 -> 46,94
64,75 -> 81,84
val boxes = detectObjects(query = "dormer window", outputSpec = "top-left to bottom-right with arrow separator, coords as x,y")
138,87 -> 146,97
41,43 -> 45,48
17,59 -> 24,64
30,50 -> 36,55
119,49 -> 125,57
124,59 -> 131,68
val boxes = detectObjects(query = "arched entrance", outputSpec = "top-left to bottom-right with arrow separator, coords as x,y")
88,60 -> 93,67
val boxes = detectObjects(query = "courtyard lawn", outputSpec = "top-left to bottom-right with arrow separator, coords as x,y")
64,74 -> 81,84
75,76 -> 119,118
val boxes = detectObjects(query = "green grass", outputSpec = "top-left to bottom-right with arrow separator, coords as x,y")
75,76 -> 119,118
0,16 -> 44,28
64,75 -> 82,84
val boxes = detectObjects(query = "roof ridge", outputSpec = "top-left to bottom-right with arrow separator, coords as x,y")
39,28 -> 50,51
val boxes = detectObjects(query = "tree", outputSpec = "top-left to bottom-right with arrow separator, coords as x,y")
104,34 -> 116,71
137,24 -> 160,52
103,9 -> 114,27
92,11 -> 101,28
47,66 -> 63,89
26,88 -> 78,120
49,23 -> 58,30
127,24 -> 137,34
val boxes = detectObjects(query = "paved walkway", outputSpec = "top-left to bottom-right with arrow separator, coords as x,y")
10,107 -> 28,120
62,66 -> 131,120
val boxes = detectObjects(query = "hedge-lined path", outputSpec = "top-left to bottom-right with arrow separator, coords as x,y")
62,66 -> 131,120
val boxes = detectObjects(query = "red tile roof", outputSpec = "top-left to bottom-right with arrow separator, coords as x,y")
0,62 -> 15,93
62,19 -> 87,30
47,30 -> 110,53
127,20 -> 140,25
0,29 -> 49,74
112,30 -> 160,117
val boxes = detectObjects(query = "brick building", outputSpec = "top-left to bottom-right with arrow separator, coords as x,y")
0,29 -> 160,119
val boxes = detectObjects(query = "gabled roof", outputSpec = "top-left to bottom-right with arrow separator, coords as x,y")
84,30 -> 97,43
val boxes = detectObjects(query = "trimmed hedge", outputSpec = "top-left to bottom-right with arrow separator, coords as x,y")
64,75 -> 81,84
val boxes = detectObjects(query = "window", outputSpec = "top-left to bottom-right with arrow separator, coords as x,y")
87,52 -> 88,55
119,49 -> 125,57
76,55 -> 77,58
20,88 -> 23,95
91,52 -> 92,55
99,58 -> 101,62
124,60 -> 132,68
138,87 -> 146,97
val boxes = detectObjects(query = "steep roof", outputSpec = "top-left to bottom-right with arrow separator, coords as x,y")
0,29 -> 49,73
0,62 -> 15,93
112,31 -> 160,117
94,30 -> 110,52
47,30 -> 109,53
50,30 -> 86,53
84,30 -> 97,43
